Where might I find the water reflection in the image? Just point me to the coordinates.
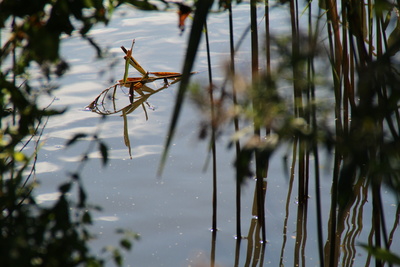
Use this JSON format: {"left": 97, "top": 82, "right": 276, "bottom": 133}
{"left": 62, "top": 7, "right": 400, "bottom": 266}
{"left": 86, "top": 43, "right": 188, "bottom": 158}
{"left": 87, "top": 75, "right": 181, "bottom": 116}
{"left": 80, "top": 47, "right": 400, "bottom": 267}
{"left": 96, "top": 216, "right": 119, "bottom": 222}
{"left": 87, "top": 77, "right": 179, "bottom": 159}
{"left": 35, "top": 192, "right": 62, "bottom": 204}
{"left": 273, "top": 141, "right": 400, "bottom": 267}
{"left": 216, "top": 137, "right": 400, "bottom": 266}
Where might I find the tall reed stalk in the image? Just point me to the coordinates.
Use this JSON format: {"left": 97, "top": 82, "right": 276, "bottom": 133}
{"left": 203, "top": 20, "right": 218, "bottom": 267}
{"left": 228, "top": 0, "right": 242, "bottom": 242}
{"left": 306, "top": 1, "right": 325, "bottom": 265}
{"left": 203, "top": 20, "right": 217, "bottom": 233}
{"left": 250, "top": 0, "right": 267, "bottom": 244}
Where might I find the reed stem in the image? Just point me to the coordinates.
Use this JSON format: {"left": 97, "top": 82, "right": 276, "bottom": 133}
{"left": 204, "top": 21, "right": 218, "bottom": 234}
{"left": 227, "top": 0, "right": 242, "bottom": 240}
{"left": 250, "top": 0, "right": 266, "bottom": 243}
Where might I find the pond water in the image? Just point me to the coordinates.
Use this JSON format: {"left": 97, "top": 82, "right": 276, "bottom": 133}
{"left": 33, "top": 2, "right": 400, "bottom": 267}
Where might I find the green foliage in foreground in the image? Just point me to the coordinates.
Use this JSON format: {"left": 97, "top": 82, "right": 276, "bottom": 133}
{"left": 2, "top": 0, "right": 400, "bottom": 266}
{"left": 0, "top": 0, "right": 153, "bottom": 265}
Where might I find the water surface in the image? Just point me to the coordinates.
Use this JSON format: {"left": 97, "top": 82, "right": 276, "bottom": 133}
{"left": 34, "top": 3, "right": 400, "bottom": 267}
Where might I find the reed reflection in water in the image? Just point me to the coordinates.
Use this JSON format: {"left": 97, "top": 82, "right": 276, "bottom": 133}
{"left": 84, "top": 1, "right": 400, "bottom": 266}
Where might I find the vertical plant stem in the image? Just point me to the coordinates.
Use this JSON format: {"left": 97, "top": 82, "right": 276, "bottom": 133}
{"left": 11, "top": 17, "right": 17, "bottom": 128}
{"left": 211, "top": 225, "right": 216, "bottom": 267}
{"left": 234, "top": 234, "right": 241, "bottom": 267}
{"left": 250, "top": 0, "right": 266, "bottom": 243}
{"left": 263, "top": 3, "right": 272, "bottom": 238}
{"left": 265, "top": 0, "right": 271, "bottom": 85}
{"left": 367, "top": 0, "right": 374, "bottom": 58}
{"left": 377, "top": 182, "right": 390, "bottom": 252}
{"left": 204, "top": 20, "right": 218, "bottom": 267}
{"left": 308, "top": 2, "right": 325, "bottom": 266}
{"left": 374, "top": 5, "right": 391, "bottom": 254}
{"left": 289, "top": 0, "right": 302, "bottom": 115}
{"left": 244, "top": 216, "right": 256, "bottom": 266}
{"left": 326, "top": 0, "right": 343, "bottom": 135}
{"left": 387, "top": 205, "right": 400, "bottom": 248}
{"left": 204, "top": 21, "right": 218, "bottom": 235}
{"left": 279, "top": 141, "right": 297, "bottom": 266}
{"left": 0, "top": 27, "right": 1, "bottom": 131}
{"left": 366, "top": 215, "right": 375, "bottom": 266}
{"left": 328, "top": 154, "right": 340, "bottom": 267}
{"left": 341, "top": 0, "right": 350, "bottom": 135}
{"left": 324, "top": 1, "right": 344, "bottom": 266}
{"left": 228, "top": 0, "right": 242, "bottom": 240}
{"left": 372, "top": 182, "right": 382, "bottom": 267}
{"left": 250, "top": 0, "right": 259, "bottom": 79}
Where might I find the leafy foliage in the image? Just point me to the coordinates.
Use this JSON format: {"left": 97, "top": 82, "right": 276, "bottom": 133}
{"left": 0, "top": 0, "right": 154, "bottom": 265}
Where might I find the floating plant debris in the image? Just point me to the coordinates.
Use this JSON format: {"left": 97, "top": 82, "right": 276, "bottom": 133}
{"left": 87, "top": 40, "right": 196, "bottom": 158}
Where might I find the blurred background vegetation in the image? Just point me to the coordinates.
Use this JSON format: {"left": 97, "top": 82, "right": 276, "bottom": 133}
{"left": 161, "top": 0, "right": 400, "bottom": 266}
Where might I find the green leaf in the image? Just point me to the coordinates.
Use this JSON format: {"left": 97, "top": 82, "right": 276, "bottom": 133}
{"left": 122, "top": 109, "right": 132, "bottom": 159}
{"left": 121, "top": 40, "right": 148, "bottom": 77}
{"left": 59, "top": 182, "right": 72, "bottom": 193}
{"left": 123, "top": 56, "right": 130, "bottom": 83}
{"left": 360, "top": 244, "right": 400, "bottom": 265}
{"left": 128, "top": 56, "right": 147, "bottom": 76}
{"left": 141, "top": 103, "right": 148, "bottom": 121}
{"left": 82, "top": 212, "right": 92, "bottom": 224}
{"left": 158, "top": 0, "right": 215, "bottom": 176}
{"left": 388, "top": 17, "right": 400, "bottom": 56}
{"left": 99, "top": 142, "right": 108, "bottom": 166}
{"left": 113, "top": 249, "right": 123, "bottom": 266}
{"left": 120, "top": 239, "right": 132, "bottom": 250}
{"left": 318, "top": 0, "right": 326, "bottom": 9}
{"left": 66, "top": 133, "right": 88, "bottom": 146}
{"left": 78, "top": 186, "right": 87, "bottom": 208}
